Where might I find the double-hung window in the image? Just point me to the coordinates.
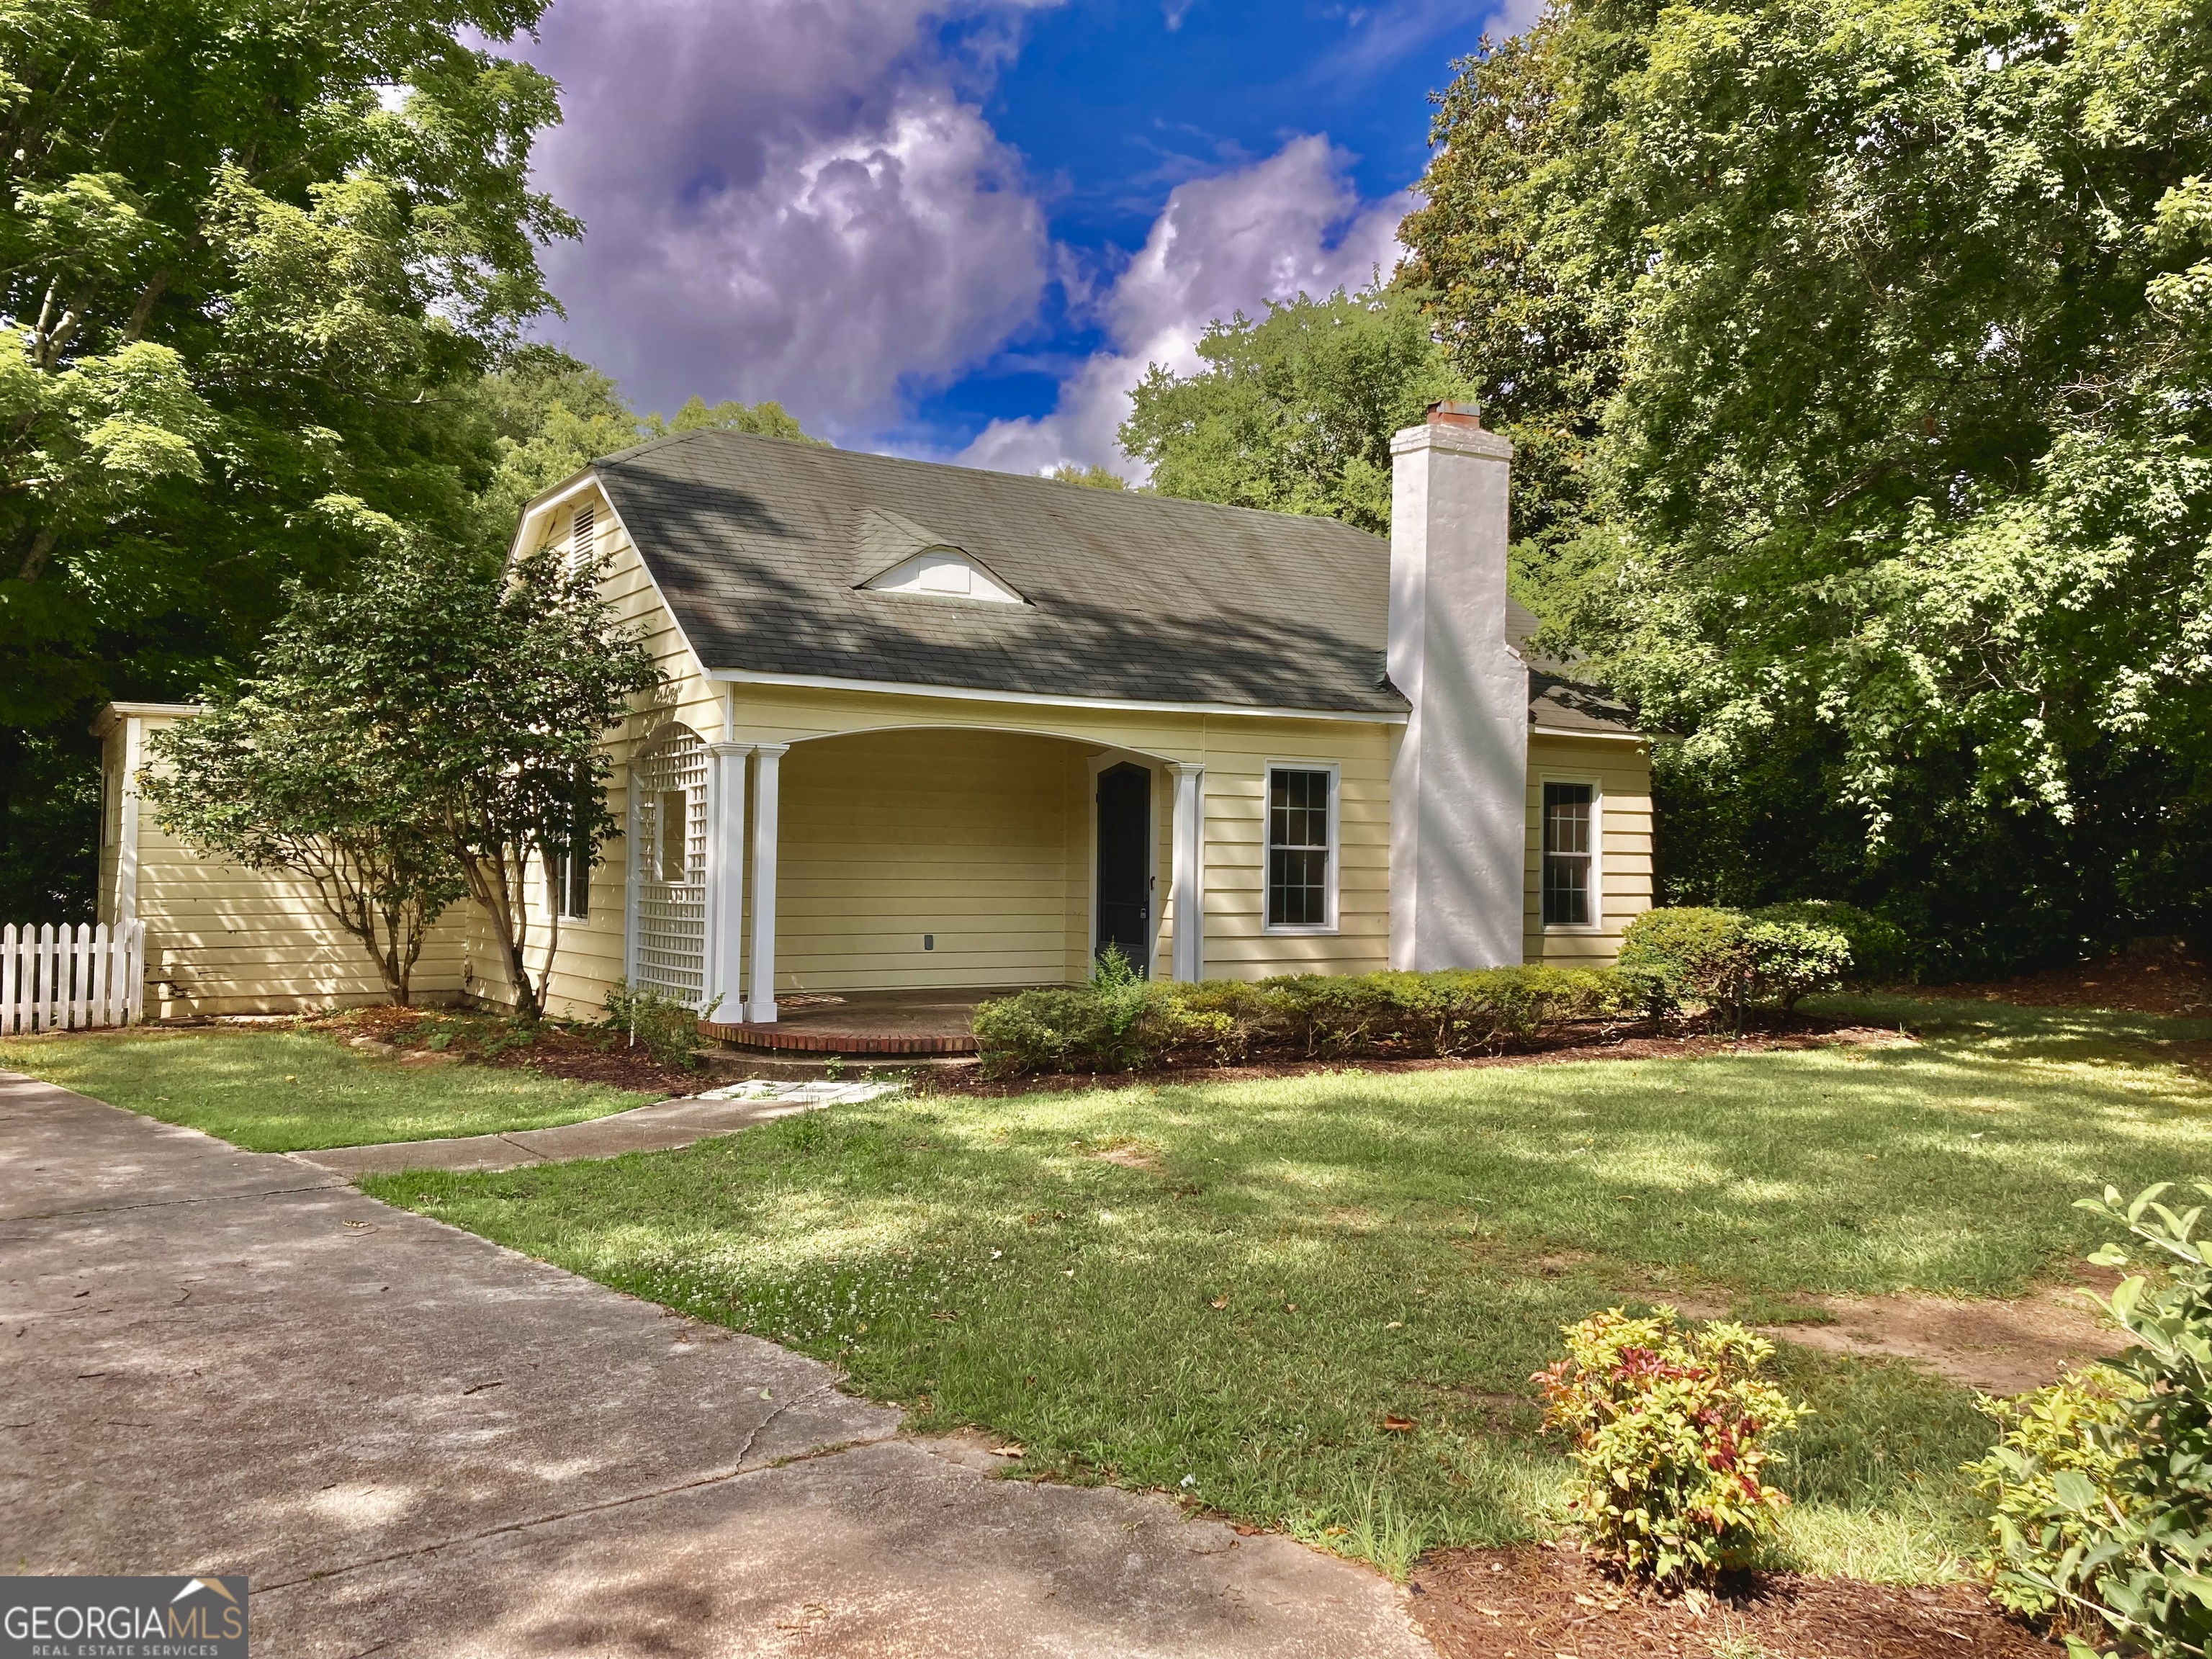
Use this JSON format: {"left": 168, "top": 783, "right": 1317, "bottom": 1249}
{"left": 1541, "top": 781, "right": 1598, "bottom": 927}
{"left": 1266, "top": 765, "right": 1337, "bottom": 931}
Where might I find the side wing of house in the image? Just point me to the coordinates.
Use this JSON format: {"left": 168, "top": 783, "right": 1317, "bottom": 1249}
{"left": 96, "top": 704, "right": 470, "bottom": 1017}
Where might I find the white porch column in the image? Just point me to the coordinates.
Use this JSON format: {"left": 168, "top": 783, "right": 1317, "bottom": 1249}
{"left": 747, "top": 743, "right": 788, "bottom": 1022}
{"left": 703, "top": 740, "right": 751, "bottom": 1021}
{"left": 1168, "top": 762, "right": 1205, "bottom": 982}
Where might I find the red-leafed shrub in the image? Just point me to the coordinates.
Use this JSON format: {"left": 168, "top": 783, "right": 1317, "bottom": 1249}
{"left": 1534, "top": 1306, "right": 1807, "bottom": 1586}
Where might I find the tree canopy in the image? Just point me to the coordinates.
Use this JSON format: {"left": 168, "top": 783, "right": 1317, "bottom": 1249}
{"left": 0, "top": 0, "right": 577, "bottom": 733}
{"left": 1120, "top": 285, "right": 1470, "bottom": 536}
{"left": 1401, "top": 0, "right": 2212, "bottom": 967}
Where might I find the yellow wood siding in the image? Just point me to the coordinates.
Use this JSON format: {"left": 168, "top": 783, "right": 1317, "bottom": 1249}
{"left": 125, "top": 714, "right": 473, "bottom": 1017}
{"left": 773, "top": 729, "right": 1074, "bottom": 992}
{"left": 1523, "top": 732, "right": 1654, "bottom": 965}
{"left": 710, "top": 682, "right": 1403, "bottom": 990}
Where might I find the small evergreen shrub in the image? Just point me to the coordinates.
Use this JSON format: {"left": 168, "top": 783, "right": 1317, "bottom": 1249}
{"left": 1752, "top": 900, "right": 1914, "bottom": 985}
{"left": 1619, "top": 906, "right": 1853, "bottom": 1022}
{"left": 602, "top": 978, "right": 711, "bottom": 1072}
{"left": 1969, "top": 1183, "right": 2212, "bottom": 1658}
{"left": 971, "top": 963, "right": 1645, "bottom": 1076}
{"left": 1534, "top": 1306, "right": 1805, "bottom": 1586}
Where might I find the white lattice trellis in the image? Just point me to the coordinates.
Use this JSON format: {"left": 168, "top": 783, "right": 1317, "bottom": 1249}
{"left": 629, "top": 726, "right": 709, "bottom": 1004}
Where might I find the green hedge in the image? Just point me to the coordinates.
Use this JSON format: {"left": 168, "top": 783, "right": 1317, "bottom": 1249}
{"left": 1617, "top": 904, "right": 1859, "bottom": 1022}
{"left": 972, "top": 958, "right": 1651, "bottom": 1078}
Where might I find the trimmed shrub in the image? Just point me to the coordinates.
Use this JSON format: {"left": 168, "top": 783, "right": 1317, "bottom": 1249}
{"left": 602, "top": 977, "right": 711, "bottom": 1072}
{"left": 1534, "top": 1305, "right": 1805, "bottom": 1586}
{"left": 972, "top": 963, "right": 1647, "bottom": 1077}
{"left": 1969, "top": 1182, "right": 2212, "bottom": 1658}
{"left": 1617, "top": 907, "right": 1747, "bottom": 1010}
{"left": 1752, "top": 900, "right": 1914, "bottom": 985}
{"left": 1619, "top": 906, "right": 1853, "bottom": 1022}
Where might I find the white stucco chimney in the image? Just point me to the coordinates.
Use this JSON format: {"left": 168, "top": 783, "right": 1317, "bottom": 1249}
{"left": 1388, "top": 403, "right": 1529, "bottom": 970}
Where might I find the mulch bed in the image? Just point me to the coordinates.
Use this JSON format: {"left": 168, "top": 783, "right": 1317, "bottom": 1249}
{"left": 911, "top": 1014, "right": 1908, "bottom": 1098}
{"left": 1408, "top": 1543, "right": 2060, "bottom": 1658}
{"left": 1905, "top": 942, "right": 2212, "bottom": 1020}
{"left": 318, "top": 1005, "right": 698, "bottom": 1097}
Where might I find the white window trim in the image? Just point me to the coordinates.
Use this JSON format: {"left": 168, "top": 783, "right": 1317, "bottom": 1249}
{"left": 1086, "top": 750, "right": 1162, "bottom": 971}
{"left": 1538, "top": 773, "right": 1605, "bottom": 935}
{"left": 1262, "top": 760, "right": 1340, "bottom": 936}
{"left": 549, "top": 845, "right": 589, "bottom": 922}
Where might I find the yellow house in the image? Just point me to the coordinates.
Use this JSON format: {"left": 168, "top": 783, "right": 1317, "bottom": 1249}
{"left": 96, "top": 404, "right": 1651, "bottom": 1033}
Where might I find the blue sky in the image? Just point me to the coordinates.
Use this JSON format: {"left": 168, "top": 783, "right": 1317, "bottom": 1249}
{"left": 514, "top": 0, "right": 1524, "bottom": 472}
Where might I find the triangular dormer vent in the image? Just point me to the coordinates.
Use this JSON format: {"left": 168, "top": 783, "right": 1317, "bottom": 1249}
{"left": 853, "top": 508, "right": 1024, "bottom": 605}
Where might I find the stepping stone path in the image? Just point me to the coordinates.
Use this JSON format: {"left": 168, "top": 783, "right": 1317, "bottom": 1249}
{"left": 293, "top": 1076, "right": 902, "bottom": 1177}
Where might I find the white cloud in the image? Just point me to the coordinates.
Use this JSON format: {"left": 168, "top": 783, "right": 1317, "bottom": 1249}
{"left": 518, "top": 0, "right": 1056, "bottom": 426}
{"left": 958, "top": 135, "right": 1408, "bottom": 477}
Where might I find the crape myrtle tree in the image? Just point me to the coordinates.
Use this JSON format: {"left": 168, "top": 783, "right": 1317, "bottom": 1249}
{"left": 0, "top": 0, "right": 577, "bottom": 918}
{"left": 1401, "top": 0, "right": 2212, "bottom": 969}
{"left": 434, "top": 539, "right": 660, "bottom": 1022}
{"left": 140, "top": 585, "right": 468, "bottom": 1004}
{"left": 148, "top": 524, "right": 658, "bottom": 1018}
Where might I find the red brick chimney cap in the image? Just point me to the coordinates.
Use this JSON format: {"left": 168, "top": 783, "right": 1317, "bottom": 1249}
{"left": 1426, "top": 400, "right": 1483, "bottom": 428}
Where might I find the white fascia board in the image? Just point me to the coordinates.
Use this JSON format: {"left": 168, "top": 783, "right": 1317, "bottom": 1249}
{"left": 705, "top": 665, "right": 1410, "bottom": 726}
{"left": 90, "top": 701, "right": 206, "bottom": 737}
{"left": 1529, "top": 724, "right": 1647, "bottom": 745}
{"left": 506, "top": 472, "right": 606, "bottom": 564}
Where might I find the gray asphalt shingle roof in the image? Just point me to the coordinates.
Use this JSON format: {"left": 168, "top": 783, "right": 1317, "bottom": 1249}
{"left": 591, "top": 428, "right": 1637, "bottom": 733}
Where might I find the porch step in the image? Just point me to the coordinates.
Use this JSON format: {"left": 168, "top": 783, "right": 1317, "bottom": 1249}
{"left": 698, "top": 1019, "right": 979, "bottom": 1057}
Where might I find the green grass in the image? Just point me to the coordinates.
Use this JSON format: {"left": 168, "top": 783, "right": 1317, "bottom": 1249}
{"left": 351, "top": 996, "right": 2210, "bottom": 1578}
{"left": 0, "top": 1028, "right": 656, "bottom": 1151}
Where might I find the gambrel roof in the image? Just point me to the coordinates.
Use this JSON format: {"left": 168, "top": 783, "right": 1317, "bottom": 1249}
{"left": 584, "top": 427, "right": 1637, "bottom": 732}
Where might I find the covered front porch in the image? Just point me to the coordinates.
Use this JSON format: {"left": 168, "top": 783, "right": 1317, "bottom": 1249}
{"left": 623, "top": 723, "right": 1208, "bottom": 1032}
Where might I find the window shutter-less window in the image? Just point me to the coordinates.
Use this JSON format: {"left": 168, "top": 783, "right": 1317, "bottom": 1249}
{"left": 1542, "top": 783, "right": 1595, "bottom": 926}
{"left": 1267, "top": 768, "right": 1332, "bottom": 927}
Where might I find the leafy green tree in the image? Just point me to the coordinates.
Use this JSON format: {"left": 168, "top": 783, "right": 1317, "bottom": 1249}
{"left": 1402, "top": 12, "right": 1637, "bottom": 566}
{"left": 147, "top": 528, "right": 659, "bottom": 1017}
{"left": 471, "top": 345, "right": 645, "bottom": 545}
{"left": 1408, "top": 0, "right": 2212, "bottom": 968}
{"left": 0, "top": 0, "right": 575, "bottom": 919}
{"left": 432, "top": 537, "right": 660, "bottom": 1020}
{"left": 1120, "top": 285, "right": 1470, "bottom": 535}
{"left": 644, "top": 395, "right": 819, "bottom": 443}
{"left": 1051, "top": 463, "right": 1130, "bottom": 490}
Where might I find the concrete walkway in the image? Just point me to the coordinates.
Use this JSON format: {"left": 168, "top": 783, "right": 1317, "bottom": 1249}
{"left": 0, "top": 1071, "right": 1436, "bottom": 1659}
{"left": 294, "top": 1079, "right": 897, "bottom": 1176}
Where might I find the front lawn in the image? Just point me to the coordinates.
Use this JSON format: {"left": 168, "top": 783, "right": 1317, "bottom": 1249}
{"left": 0, "top": 1028, "right": 657, "bottom": 1151}
{"left": 361, "top": 995, "right": 2212, "bottom": 1581}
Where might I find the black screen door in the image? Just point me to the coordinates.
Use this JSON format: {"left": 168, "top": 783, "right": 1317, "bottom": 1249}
{"left": 1094, "top": 763, "right": 1151, "bottom": 975}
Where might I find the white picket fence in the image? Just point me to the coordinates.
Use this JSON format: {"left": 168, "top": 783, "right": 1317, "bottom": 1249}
{"left": 1, "top": 920, "right": 145, "bottom": 1034}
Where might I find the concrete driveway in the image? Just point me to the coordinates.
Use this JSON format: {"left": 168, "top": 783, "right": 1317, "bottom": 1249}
{"left": 0, "top": 1072, "right": 1437, "bottom": 1658}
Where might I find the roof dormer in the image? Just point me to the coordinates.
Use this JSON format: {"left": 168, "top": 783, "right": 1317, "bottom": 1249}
{"left": 852, "top": 507, "right": 1025, "bottom": 605}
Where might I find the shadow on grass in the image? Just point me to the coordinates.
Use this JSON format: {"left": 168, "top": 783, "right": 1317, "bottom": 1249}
{"left": 362, "top": 999, "right": 2206, "bottom": 1580}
